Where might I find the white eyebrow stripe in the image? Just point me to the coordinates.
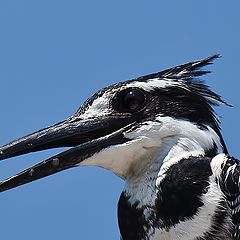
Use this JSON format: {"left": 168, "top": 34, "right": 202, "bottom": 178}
{"left": 126, "top": 78, "right": 187, "bottom": 92}
{"left": 80, "top": 91, "right": 113, "bottom": 119}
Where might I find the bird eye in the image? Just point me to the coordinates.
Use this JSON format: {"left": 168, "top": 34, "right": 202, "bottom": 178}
{"left": 114, "top": 88, "right": 146, "bottom": 113}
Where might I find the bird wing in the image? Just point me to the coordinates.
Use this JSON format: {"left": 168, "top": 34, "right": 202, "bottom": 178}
{"left": 211, "top": 154, "right": 240, "bottom": 237}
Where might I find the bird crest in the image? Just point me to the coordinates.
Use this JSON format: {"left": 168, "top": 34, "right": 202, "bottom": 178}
{"left": 136, "top": 54, "right": 228, "bottom": 107}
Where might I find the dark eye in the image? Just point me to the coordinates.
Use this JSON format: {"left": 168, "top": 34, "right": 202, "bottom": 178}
{"left": 115, "top": 88, "right": 146, "bottom": 112}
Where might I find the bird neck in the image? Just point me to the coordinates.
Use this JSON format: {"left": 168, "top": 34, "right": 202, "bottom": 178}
{"left": 123, "top": 121, "right": 224, "bottom": 208}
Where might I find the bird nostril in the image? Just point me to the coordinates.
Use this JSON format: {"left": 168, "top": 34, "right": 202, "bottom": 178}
{"left": 28, "top": 168, "right": 35, "bottom": 176}
{"left": 52, "top": 158, "right": 60, "bottom": 167}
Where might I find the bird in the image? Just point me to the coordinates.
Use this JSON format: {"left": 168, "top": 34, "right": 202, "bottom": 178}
{"left": 0, "top": 55, "right": 239, "bottom": 240}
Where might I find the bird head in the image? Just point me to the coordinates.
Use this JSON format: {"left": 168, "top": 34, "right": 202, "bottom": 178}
{"left": 0, "top": 55, "right": 228, "bottom": 191}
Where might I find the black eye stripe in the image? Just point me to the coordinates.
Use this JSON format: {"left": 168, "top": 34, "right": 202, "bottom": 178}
{"left": 112, "top": 88, "right": 147, "bottom": 113}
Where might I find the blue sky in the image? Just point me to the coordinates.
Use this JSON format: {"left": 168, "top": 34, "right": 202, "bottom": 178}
{"left": 0, "top": 1, "right": 239, "bottom": 239}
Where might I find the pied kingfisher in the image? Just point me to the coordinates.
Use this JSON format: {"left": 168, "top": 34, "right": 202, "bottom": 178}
{"left": 0, "top": 55, "right": 239, "bottom": 240}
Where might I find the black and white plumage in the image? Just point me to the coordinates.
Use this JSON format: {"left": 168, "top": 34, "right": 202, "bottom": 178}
{"left": 0, "top": 55, "right": 239, "bottom": 239}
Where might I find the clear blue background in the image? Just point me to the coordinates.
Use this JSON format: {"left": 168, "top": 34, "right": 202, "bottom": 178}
{"left": 0, "top": 1, "right": 239, "bottom": 239}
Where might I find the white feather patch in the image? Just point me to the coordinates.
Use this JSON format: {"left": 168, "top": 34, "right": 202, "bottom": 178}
{"left": 80, "top": 91, "right": 114, "bottom": 119}
{"left": 126, "top": 78, "right": 185, "bottom": 92}
{"left": 210, "top": 153, "right": 228, "bottom": 180}
{"left": 79, "top": 136, "right": 162, "bottom": 179}
{"left": 156, "top": 116, "right": 223, "bottom": 184}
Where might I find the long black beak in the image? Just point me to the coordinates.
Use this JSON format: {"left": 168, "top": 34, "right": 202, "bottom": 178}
{"left": 0, "top": 115, "right": 134, "bottom": 192}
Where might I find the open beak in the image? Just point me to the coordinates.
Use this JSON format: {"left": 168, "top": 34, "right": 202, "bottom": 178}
{"left": 0, "top": 115, "right": 134, "bottom": 192}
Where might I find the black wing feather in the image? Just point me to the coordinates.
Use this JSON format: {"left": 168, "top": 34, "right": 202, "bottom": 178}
{"left": 217, "top": 156, "right": 240, "bottom": 238}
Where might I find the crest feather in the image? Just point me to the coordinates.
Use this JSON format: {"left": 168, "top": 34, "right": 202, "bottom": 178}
{"left": 138, "top": 54, "right": 220, "bottom": 81}
{"left": 137, "top": 54, "right": 230, "bottom": 107}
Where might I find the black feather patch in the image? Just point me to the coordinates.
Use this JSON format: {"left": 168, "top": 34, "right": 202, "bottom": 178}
{"left": 155, "top": 157, "right": 212, "bottom": 228}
